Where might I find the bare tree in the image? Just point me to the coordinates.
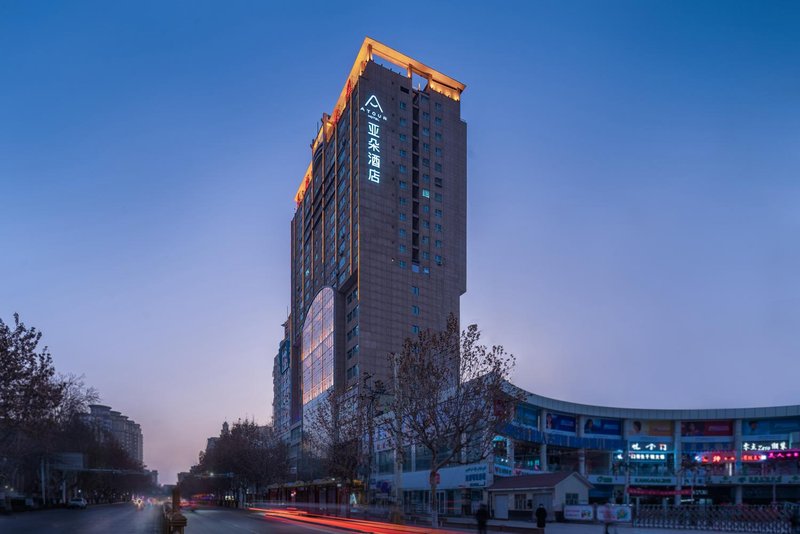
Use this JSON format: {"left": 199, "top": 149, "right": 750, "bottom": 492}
{"left": 194, "top": 419, "right": 289, "bottom": 505}
{"left": 54, "top": 373, "right": 99, "bottom": 425}
{"left": 386, "top": 314, "right": 519, "bottom": 527}
{"left": 306, "top": 377, "right": 380, "bottom": 513}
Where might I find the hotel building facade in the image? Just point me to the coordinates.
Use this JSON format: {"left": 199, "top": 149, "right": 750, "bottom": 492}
{"left": 272, "top": 38, "right": 467, "bottom": 464}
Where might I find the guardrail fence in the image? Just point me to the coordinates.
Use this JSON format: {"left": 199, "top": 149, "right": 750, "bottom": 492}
{"left": 633, "top": 504, "right": 792, "bottom": 533}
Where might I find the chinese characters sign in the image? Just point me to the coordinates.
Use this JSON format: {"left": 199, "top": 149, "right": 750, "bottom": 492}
{"left": 629, "top": 452, "right": 667, "bottom": 461}
{"left": 629, "top": 441, "right": 672, "bottom": 453}
{"left": 742, "top": 441, "right": 790, "bottom": 452}
{"left": 360, "top": 94, "right": 387, "bottom": 184}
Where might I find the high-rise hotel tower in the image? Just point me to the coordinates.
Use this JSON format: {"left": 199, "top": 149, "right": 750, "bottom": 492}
{"left": 273, "top": 38, "right": 466, "bottom": 448}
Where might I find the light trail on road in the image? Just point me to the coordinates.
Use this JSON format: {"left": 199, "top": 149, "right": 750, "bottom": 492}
{"left": 250, "top": 507, "right": 464, "bottom": 533}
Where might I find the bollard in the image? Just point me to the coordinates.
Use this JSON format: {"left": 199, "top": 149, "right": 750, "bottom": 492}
{"left": 165, "top": 487, "right": 187, "bottom": 534}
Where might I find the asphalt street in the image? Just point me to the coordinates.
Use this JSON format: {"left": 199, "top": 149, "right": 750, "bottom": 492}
{"left": 0, "top": 502, "right": 160, "bottom": 534}
{"left": 180, "top": 506, "right": 345, "bottom": 533}
{"left": 0, "top": 504, "right": 345, "bottom": 533}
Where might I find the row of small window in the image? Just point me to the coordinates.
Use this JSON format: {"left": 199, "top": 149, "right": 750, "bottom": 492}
{"left": 399, "top": 132, "right": 443, "bottom": 142}
{"left": 346, "top": 364, "right": 359, "bottom": 380}
{"left": 346, "top": 304, "right": 359, "bottom": 323}
{"left": 346, "top": 288, "right": 358, "bottom": 304}
{"left": 397, "top": 262, "right": 430, "bottom": 274}
{"left": 399, "top": 196, "right": 442, "bottom": 206}
{"left": 346, "top": 325, "right": 359, "bottom": 341}
{"left": 398, "top": 116, "right": 443, "bottom": 127}
{"left": 399, "top": 162, "right": 443, "bottom": 173}
{"left": 399, "top": 209, "right": 442, "bottom": 221}
{"left": 398, "top": 226, "right": 442, "bottom": 237}
{"left": 346, "top": 344, "right": 359, "bottom": 360}
{"left": 398, "top": 182, "right": 444, "bottom": 200}
{"left": 399, "top": 101, "right": 443, "bottom": 112}
{"left": 399, "top": 146, "right": 443, "bottom": 157}
{"left": 398, "top": 249, "right": 443, "bottom": 264}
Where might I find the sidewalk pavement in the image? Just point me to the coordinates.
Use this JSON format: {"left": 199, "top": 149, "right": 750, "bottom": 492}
{"left": 444, "top": 517, "right": 737, "bottom": 534}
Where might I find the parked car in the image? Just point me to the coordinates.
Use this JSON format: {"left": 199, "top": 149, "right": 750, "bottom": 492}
{"left": 67, "top": 498, "right": 87, "bottom": 509}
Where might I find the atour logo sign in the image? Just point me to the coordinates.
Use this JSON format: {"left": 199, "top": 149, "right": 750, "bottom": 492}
{"left": 361, "top": 95, "right": 387, "bottom": 184}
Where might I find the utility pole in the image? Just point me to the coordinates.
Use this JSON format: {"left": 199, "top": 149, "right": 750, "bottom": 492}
{"left": 392, "top": 356, "right": 403, "bottom": 523}
{"left": 40, "top": 458, "right": 46, "bottom": 506}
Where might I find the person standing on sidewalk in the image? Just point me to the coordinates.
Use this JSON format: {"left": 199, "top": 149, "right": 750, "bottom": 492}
{"left": 790, "top": 509, "right": 800, "bottom": 534}
{"left": 475, "top": 504, "right": 489, "bottom": 534}
{"left": 535, "top": 504, "right": 547, "bottom": 528}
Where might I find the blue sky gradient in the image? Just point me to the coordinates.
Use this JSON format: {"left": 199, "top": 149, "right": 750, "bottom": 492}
{"left": 1, "top": 1, "right": 798, "bottom": 483}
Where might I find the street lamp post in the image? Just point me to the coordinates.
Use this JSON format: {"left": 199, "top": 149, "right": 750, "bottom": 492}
{"left": 359, "top": 372, "right": 383, "bottom": 514}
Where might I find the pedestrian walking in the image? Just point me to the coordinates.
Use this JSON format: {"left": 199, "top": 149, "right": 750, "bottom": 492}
{"left": 475, "top": 504, "right": 489, "bottom": 534}
{"left": 535, "top": 504, "right": 547, "bottom": 528}
{"left": 790, "top": 509, "right": 800, "bottom": 534}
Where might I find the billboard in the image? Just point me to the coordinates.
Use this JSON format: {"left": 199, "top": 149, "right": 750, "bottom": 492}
{"left": 544, "top": 412, "right": 576, "bottom": 433}
{"left": 629, "top": 420, "right": 673, "bottom": 437}
{"left": 563, "top": 505, "right": 594, "bottom": 520}
{"left": 597, "top": 504, "right": 633, "bottom": 522}
{"left": 583, "top": 418, "right": 622, "bottom": 436}
{"left": 743, "top": 418, "right": 800, "bottom": 436}
{"left": 681, "top": 421, "right": 733, "bottom": 437}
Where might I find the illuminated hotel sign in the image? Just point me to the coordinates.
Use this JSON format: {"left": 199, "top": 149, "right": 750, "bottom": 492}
{"left": 360, "top": 95, "right": 387, "bottom": 184}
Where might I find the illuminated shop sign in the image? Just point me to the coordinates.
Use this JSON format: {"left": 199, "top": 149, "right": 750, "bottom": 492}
{"left": 629, "top": 442, "right": 672, "bottom": 453}
{"left": 742, "top": 451, "right": 800, "bottom": 462}
{"left": 742, "top": 441, "right": 789, "bottom": 452}
{"left": 360, "top": 95, "right": 387, "bottom": 184}
{"left": 696, "top": 452, "right": 736, "bottom": 464}
{"left": 629, "top": 452, "right": 667, "bottom": 461}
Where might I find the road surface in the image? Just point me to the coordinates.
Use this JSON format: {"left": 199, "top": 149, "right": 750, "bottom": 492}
{"left": 0, "top": 503, "right": 343, "bottom": 533}
{"left": 0, "top": 502, "right": 160, "bottom": 533}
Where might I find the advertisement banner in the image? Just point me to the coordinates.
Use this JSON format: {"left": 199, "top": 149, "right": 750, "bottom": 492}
{"left": 563, "top": 505, "right": 594, "bottom": 521}
{"left": 583, "top": 418, "right": 622, "bottom": 436}
{"left": 545, "top": 412, "right": 576, "bottom": 434}
{"left": 628, "top": 487, "right": 692, "bottom": 496}
{"left": 629, "top": 420, "right": 673, "bottom": 437}
{"left": 681, "top": 421, "right": 733, "bottom": 437}
{"left": 630, "top": 476, "right": 675, "bottom": 486}
{"left": 743, "top": 418, "right": 800, "bottom": 436}
{"left": 596, "top": 504, "right": 633, "bottom": 522}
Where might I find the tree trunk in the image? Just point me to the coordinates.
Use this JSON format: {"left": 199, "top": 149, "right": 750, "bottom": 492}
{"left": 429, "top": 470, "right": 439, "bottom": 528}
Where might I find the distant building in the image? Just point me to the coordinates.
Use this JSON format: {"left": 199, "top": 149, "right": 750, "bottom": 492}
{"left": 82, "top": 404, "right": 144, "bottom": 465}
{"left": 272, "top": 320, "right": 291, "bottom": 439}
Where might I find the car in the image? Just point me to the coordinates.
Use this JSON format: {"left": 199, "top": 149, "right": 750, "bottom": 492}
{"left": 67, "top": 497, "right": 87, "bottom": 509}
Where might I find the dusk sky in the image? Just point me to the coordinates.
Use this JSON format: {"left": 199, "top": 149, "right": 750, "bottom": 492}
{"left": 1, "top": 1, "right": 798, "bottom": 484}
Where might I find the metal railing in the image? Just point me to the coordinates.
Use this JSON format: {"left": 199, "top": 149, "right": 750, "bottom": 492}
{"left": 633, "top": 504, "right": 792, "bottom": 533}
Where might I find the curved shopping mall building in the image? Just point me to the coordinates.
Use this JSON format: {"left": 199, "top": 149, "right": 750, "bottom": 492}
{"left": 371, "top": 386, "right": 800, "bottom": 516}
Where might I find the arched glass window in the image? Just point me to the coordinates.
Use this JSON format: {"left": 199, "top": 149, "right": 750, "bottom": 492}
{"left": 301, "top": 287, "right": 335, "bottom": 405}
